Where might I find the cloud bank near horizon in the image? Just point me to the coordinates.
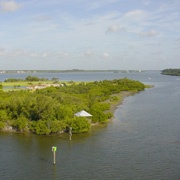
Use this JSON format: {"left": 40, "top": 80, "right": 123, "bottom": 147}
{"left": 0, "top": 0, "right": 180, "bottom": 70}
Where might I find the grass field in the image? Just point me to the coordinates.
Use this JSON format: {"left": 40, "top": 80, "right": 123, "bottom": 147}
{"left": 2, "top": 81, "right": 88, "bottom": 91}
{"left": 2, "top": 81, "right": 56, "bottom": 87}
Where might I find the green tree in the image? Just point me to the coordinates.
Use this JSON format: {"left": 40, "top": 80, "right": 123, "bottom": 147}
{"left": 91, "top": 109, "right": 108, "bottom": 123}
{"left": 51, "top": 120, "right": 67, "bottom": 134}
{"left": 35, "top": 95, "right": 57, "bottom": 120}
{"left": 0, "top": 83, "right": 3, "bottom": 90}
{"left": 0, "top": 110, "right": 9, "bottom": 122}
{"left": 65, "top": 117, "right": 90, "bottom": 133}
{"left": 25, "top": 76, "right": 40, "bottom": 81}
{"left": 52, "top": 77, "right": 59, "bottom": 81}
{"left": 12, "top": 115, "right": 29, "bottom": 131}
{"left": 0, "top": 121, "right": 5, "bottom": 129}
{"left": 30, "top": 120, "right": 51, "bottom": 135}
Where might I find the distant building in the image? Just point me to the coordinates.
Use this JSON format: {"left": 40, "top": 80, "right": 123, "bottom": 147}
{"left": 27, "top": 84, "right": 64, "bottom": 90}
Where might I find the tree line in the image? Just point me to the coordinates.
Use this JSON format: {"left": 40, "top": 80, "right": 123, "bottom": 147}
{"left": 4, "top": 76, "right": 59, "bottom": 82}
{"left": 161, "top": 69, "right": 180, "bottom": 76}
{"left": 0, "top": 78, "right": 145, "bottom": 135}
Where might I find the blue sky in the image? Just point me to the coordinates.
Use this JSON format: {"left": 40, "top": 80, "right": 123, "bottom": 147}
{"left": 0, "top": 0, "right": 180, "bottom": 70}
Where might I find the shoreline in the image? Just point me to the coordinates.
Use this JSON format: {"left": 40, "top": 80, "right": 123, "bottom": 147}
{"left": 1, "top": 91, "right": 135, "bottom": 134}
{"left": 104, "top": 91, "right": 135, "bottom": 121}
{"left": 105, "top": 91, "right": 134, "bottom": 114}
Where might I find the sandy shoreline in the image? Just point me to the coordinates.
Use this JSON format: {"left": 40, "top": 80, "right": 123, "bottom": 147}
{"left": 104, "top": 91, "right": 135, "bottom": 115}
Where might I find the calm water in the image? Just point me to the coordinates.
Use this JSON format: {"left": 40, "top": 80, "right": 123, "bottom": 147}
{"left": 1, "top": 71, "right": 180, "bottom": 180}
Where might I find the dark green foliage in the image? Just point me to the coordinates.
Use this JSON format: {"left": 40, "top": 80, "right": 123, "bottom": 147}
{"left": 0, "top": 78, "right": 145, "bottom": 134}
{"left": 51, "top": 120, "right": 67, "bottom": 134}
{"left": 35, "top": 94, "right": 57, "bottom": 120}
{"left": 65, "top": 117, "right": 90, "bottom": 133}
{"left": 4, "top": 79, "right": 24, "bottom": 82}
{"left": 91, "top": 109, "right": 108, "bottom": 123}
{"left": 12, "top": 115, "right": 29, "bottom": 131}
{"left": 161, "top": 69, "right": 180, "bottom": 76}
{"left": 91, "top": 103, "right": 110, "bottom": 112}
{"left": 0, "top": 110, "right": 9, "bottom": 122}
{"left": 51, "top": 77, "right": 59, "bottom": 81}
{"left": 0, "top": 121, "right": 5, "bottom": 129}
{"left": 30, "top": 120, "right": 51, "bottom": 135}
{"left": 25, "top": 76, "right": 48, "bottom": 81}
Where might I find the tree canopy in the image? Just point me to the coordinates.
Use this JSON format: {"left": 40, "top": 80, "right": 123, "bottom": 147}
{"left": 161, "top": 69, "right": 180, "bottom": 76}
{"left": 0, "top": 78, "right": 145, "bottom": 135}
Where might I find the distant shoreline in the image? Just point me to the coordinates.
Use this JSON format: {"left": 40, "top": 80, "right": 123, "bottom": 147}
{"left": 0, "top": 70, "right": 147, "bottom": 74}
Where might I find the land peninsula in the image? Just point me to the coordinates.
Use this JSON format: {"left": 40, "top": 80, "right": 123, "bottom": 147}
{"left": 0, "top": 76, "right": 148, "bottom": 135}
{"left": 161, "top": 68, "right": 180, "bottom": 76}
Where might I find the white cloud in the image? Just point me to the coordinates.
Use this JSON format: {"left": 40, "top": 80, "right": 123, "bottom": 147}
{"left": 143, "top": 0, "right": 150, "bottom": 6}
{"left": 0, "top": 49, "right": 27, "bottom": 57}
{"left": 30, "top": 52, "right": 38, "bottom": 57}
{"left": 39, "top": 51, "right": 69, "bottom": 58}
{"left": 0, "top": 48, "right": 70, "bottom": 59}
{"left": 102, "top": 52, "right": 109, "bottom": 58}
{"left": 9, "top": 49, "right": 27, "bottom": 57}
{"left": 34, "top": 16, "right": 52, "bottom": 22}
{"left": 151, "top": 51, "right": 161, "bottom": 55}
{"left": 0, "top": 1, "right": 24, "bottom": 12}
{"left": 57, "top": 52, "right": 69, "bottom": 57}
{"left": 140, "top": 29, "right": 159, "bottom": 37}
{"left": 0, "top": 47, "right": 5, "bottom": 51}
{"left": 162, "top": 56, "right": 168, "bottom": 62}
{"left": 0, "top": 47, "right": 6, "bottom": 56}
{"left": 124, "top": 10, "right": 146, "bottom": 18}
{"left": 84, "top": 50, "right": 96, "bottom": 57}
{"left": 88, "top": 0, "right": 119, "bottom": 10}
{"left": 106, "top": 25, "right": 126, "bottom": 33}
{"left": 83, "top": 50, "right": 109, "bottom": 58}
{"left": 40, "top": 51, "right": 51, "bottom": 58}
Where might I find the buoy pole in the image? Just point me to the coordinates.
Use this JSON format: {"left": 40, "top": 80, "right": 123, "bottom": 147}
{"left": 52, "top": 146, "right": 57, "bottom": 165}
{"left": 53, "top": 151, "right": 56, "bottom": 165}
{"left": 69, "top": 127, "right": 72, "bottom": 141}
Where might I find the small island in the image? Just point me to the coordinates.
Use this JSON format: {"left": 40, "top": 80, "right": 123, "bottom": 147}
{"left": 161, "top": 68, "right": 180, "bottom": 76}
{"left": 0, "top": 76, "right": 147, "bottom": 135}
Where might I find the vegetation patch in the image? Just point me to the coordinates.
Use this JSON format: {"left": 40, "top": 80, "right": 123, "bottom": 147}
{"left": 161, "top": 68, "right": 180, "bottom": 76}
{"left": 0, "top": 78, "right": 145, "bottom": 135}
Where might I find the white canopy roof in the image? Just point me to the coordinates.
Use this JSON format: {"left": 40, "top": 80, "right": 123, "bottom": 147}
{"left": 74, "top": 110, "right": 92, "bottom": 117}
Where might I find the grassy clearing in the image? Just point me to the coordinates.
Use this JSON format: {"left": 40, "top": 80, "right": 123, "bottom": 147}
{"left": 2, "top": 81, "right": 55, "bottom": 87}
{"left": 2, "top": 81, "right": 85, "bottom": 87}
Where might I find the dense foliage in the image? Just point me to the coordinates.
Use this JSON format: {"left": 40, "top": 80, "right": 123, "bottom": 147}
{"left": 161, "top": 69, "right": 180, "bottom": 76}
{"left": 0, "top": 78, "right": 145, "bottom": 135}
{"left": 4, "top": 76, "right": 50, "bottom": 82}
{"left": 4, "top": 79, "right": 24, "bottom": 82}
{"left": 25, "top": 76, "right": 49, "bottom": 81}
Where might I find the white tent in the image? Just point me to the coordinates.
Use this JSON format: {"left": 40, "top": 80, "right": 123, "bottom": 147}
{"left": 74, "top": 110, "right": 92, "bottom": 117}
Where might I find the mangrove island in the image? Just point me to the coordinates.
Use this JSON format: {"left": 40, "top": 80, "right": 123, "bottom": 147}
{"left": 0, "top": 77, "right": 146, "bottom": 135}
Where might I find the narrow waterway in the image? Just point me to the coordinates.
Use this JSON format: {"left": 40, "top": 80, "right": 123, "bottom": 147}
{"left": 0, "top": 71, "right": 180, "bottom": 180}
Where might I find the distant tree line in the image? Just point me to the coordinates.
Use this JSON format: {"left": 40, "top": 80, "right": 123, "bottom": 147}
{"left": 4, "top": 76, "right": 59, "bottom": 82}
{"left": 161, "top": 69, "right": 180, "bottom": 76}
{"left": 0, "top": 78, "right": 145, "bottom": 135}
